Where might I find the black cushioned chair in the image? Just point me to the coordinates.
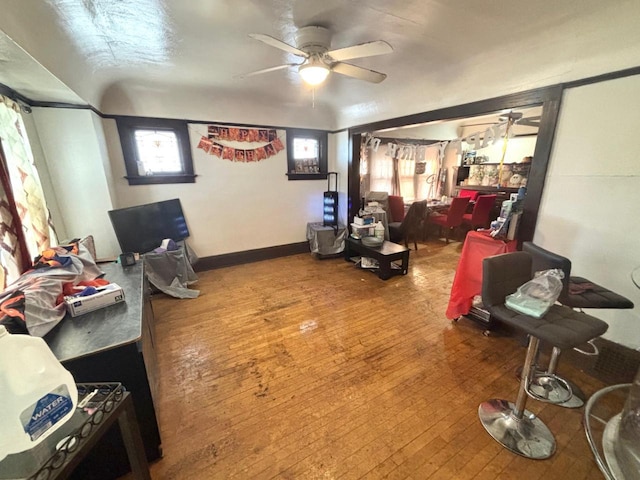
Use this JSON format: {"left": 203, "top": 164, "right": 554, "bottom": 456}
{"left": 389, "top": 200, "right": 428, "bottom": 250}
{"left": 521, "top": 242, "right": 634, "bottom": 407}
{"left": 478, "top": 251, "right": 608, "bottom": 459}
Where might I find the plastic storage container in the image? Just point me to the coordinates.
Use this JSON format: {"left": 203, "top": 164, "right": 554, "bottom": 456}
{"left": 0, "top": 326, "right": 78, "bottom": 461}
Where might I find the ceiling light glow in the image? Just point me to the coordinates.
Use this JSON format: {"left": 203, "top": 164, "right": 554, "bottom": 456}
{"left": 299, "top": 63, "right": 330, "bottom": 86}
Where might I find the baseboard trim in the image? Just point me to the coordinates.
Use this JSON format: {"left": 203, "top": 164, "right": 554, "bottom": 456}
{"left": 193, "top": 242, "right": 310, "bottom": 271}
{"left": 557, "top": 337, "right": 640, "bottom": 385}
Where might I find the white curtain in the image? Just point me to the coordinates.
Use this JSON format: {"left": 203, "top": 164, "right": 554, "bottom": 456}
{"left": 0, "top": 95, "right": 57, "bottom": 287}
{"left": 369, "top": 148, "right": 393, "bottom": 194}
{"left": 419, "top": 145, "right": 441, "bottom": 200}
{"left": 368, "top": 142, "right": 443, "bottom": 202}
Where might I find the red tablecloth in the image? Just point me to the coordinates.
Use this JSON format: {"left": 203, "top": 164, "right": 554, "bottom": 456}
{"left": 446, "top": 231, "right": 517, "bottom": 319}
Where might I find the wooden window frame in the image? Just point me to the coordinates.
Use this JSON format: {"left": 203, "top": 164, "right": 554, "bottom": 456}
{"left": 116, "top": 117, "right": 196, "bottom": 185}
{"left": 286, "top": 128, "right": 328, "bottom": 180}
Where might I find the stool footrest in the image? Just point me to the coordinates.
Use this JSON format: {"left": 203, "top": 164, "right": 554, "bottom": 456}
{"left": 515, "top": 366, "right": 586, "bottom": 409}
{"left": 573, "top": 339, "right": 599, "bottom": 356}
{"left": 527, "top": 373, "right": 573, "bottom": 404}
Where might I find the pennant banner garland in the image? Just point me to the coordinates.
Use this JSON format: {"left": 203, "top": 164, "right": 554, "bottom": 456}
{"left": 198, "top": 125, "right": 284, "bottom": 162}
{"left": 207, "top": 126, "right": 277, "bottom": 143}
{"left": 366, "top": 116, "right": 528, "bottom": 162}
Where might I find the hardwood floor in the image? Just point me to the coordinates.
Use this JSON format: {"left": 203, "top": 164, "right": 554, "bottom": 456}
{"left": 138, "top": 239, "right": 606, "bottom": 479}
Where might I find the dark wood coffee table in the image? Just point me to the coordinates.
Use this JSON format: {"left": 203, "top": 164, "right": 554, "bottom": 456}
{"left": 345, "top": 237, "right": 410, "bottom": 280}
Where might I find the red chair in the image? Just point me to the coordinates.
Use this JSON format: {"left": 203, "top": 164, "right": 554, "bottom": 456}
{"left": 462, "top": 194, "right": 496, "bottom": 230}
{"left": 388, "top": 195, "right": 405, "bottom": 223}
{"left": 458, "top": 189, "right": 480, "bottom": 201}
{"left": 428, "top": 196, "right": 470, "bottom": 243}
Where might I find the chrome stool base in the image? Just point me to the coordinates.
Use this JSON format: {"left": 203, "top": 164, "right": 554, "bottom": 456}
{"left": 555, "top": 377, "right": 585, "bottom": 408}
{"left": 515, "top": 366, "right": 585, "bottom": 408}
{"left": 478, "top": 399, "right": 556, "bottom": 459}
{"left": 527, "top": 373, "right": 572, "bottom": 404}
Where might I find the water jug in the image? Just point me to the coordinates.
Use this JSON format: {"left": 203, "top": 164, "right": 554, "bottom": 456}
{"left": 0, "top": 326, "right": 78, "bottom": 461}
{"left": 374, "top": 221, "right": 384, "bottom": 241}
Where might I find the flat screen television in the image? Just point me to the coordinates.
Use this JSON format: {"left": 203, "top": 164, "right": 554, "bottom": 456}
{"left": 108, "top": 199, "right": 190, "bottom": 254}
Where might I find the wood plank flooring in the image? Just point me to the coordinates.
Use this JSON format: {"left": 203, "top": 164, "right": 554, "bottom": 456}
{"left": 135, "top": 239, "right": 606, "bottom": 479}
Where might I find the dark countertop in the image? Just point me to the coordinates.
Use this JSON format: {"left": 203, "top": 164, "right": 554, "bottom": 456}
{"left": 44, "top": 261, "right": 145, "bottom": 363}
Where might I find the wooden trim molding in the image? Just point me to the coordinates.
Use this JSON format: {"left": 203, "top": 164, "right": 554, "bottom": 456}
{"left": 347, "top": 85, "right": 565, "bottom": 243}
{"left": 193, "top": 242, "right": 310, "bottom": 271}
{"left": 349, "top": 86, "right": 563, "bottom": 135}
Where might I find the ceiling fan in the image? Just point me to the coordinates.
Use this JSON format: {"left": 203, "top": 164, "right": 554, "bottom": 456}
{"left": 239, "top": 26, "right": 393, "bottom": 85}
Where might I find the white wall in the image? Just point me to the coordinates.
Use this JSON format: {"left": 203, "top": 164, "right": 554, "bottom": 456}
{"left": 23, "top": 109, "right": 346, "bottom": 261}
{"left": 459, "top": 135, "right": 537, "bottom": 166}
{"left": 102, "top": 119, "right": 342, "bottom": 257}
{"left": 21, "top": 112, "right": 66, "bottom": 242}
{"left": 535, "top": 74, "right": 640, "bottom": 349}
{"left": 30, "top": 108, "right": 120, "bottom": 259}
{"left": 328, "top": 131, "right": 349, "bottom": 228}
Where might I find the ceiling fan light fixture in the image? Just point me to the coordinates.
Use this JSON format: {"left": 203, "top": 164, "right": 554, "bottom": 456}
{"left": 299, "top": 62, "right": 330, "bottom": 85}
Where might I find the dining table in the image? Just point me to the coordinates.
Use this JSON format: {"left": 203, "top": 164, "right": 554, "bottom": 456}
{"left": 426, "top": 199, "right": 452, "bottom": 213}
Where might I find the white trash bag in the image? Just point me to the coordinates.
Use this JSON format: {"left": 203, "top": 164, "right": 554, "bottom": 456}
{"left": 505, "top": 269, "right": 564, "bottom": 318}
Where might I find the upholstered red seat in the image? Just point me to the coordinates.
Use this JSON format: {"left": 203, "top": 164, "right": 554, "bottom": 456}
{"left": 462, "top": 194, "right": 496, "bottom": 230}
{"left": 388, "top": 195, "right": 405, "bottom": 223}
{"left": 458, "top": 189, "right": 480, "bottom": 201}
{"left": 428, "top": 196, "right": 470, "bottom": 243}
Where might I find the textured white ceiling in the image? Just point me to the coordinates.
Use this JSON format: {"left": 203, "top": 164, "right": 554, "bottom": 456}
{"left": 0, "top": 0, "right": 639, "bottom": 130}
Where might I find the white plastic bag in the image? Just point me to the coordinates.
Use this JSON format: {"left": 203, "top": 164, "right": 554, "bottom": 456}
{"left": 505, "top": 269, "right": 564, "bottom": 318}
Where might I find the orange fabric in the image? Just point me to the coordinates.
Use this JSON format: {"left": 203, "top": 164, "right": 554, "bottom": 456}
{"left": 58, "top": 279, "right": 110, "bottom": 305}
{"left": 33, "top": 243, "right": 81, "bottom": 269}
{"left": 0, "top": 293, "right": 25, "bottom": 321}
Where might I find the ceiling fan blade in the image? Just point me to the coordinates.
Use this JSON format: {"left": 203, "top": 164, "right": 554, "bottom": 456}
{"left": 518, "top": 115, "right": 541, "bottom": 127}
{"left": 235, "top": 63, "right": 298, "bottom": 79}
{"left": 331, "top": 62, "right": 387, "bottom": 83}
{"left": 327, "top": 40, "right": 392, "bottom": 62}
{"left": 248, "top": 34, "right": 309, "bottom": 58}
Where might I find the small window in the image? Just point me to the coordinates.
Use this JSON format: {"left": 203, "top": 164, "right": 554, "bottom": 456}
{"left": 116, "top": 117, "right": 196, "bottom": 185}
{"left": 286, "top": 128, "right": 327, "bottom": 180}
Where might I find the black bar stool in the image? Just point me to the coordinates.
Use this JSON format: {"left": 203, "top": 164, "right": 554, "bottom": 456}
{"left": 478, "top": 252, "right": 609, "bottom": 459}
{"left": 521, "top": 242, "right": 634, "bottom": 408}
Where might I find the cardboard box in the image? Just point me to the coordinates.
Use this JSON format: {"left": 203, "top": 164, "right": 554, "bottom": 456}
{"left": 353, "top": 216, "right": 374, "bottom": 225}
{"left": 64, "top": 283, "right": 125, "bottom": 317}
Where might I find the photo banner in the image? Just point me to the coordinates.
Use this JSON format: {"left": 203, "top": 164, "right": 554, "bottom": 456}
{"left": 207, "top": 126, "right": 277, "bottom": 143}
{"left": 197, "top": 133, "right": 284, "bottom": 163}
